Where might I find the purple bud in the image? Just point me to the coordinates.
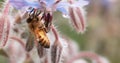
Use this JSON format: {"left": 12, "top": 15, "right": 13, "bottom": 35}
{"left": 0, "top": 2, "right": 10, "bottom": 47}
{"left": 0, "top": 17, "right": 5, "bottom": 41}
{"left": 51, "top": 41, "right": 62, "bottom": 63}
{"left": 69, "top": 6, "right": 86, "bottom": 33}
{"left": 51, "top": 26, "right": 63, "bottom": 63}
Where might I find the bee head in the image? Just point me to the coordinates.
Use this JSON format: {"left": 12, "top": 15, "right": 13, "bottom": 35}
{"left": 26, "top": 16, "right": 33, "bottom": 23}
{"left": 27, "top": 8, "right": 41, "bottom": 23}
{"left": 27, "top": 16, "right": 39, "bottom": 23}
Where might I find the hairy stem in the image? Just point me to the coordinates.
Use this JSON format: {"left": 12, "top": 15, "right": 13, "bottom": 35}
{"left": 51, "top": 25, "right": 59, "bottom": 41}
{"left": 66, "top": 52, "right": 102, "bottom": 63}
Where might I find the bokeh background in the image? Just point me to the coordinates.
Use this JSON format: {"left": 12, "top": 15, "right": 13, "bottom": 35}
{"left": 54, "top": 0, "right": 120, "bottom": 63}
{"left": 0, "top": 0, "right": 120, "bottom": 63}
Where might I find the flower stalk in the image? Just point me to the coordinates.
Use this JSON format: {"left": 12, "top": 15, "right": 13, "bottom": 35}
{"left": 51, "top": 25, "right": 63, "bottom": 63}
{"left": 66, "top": 52, "right": 102, "bottom": 63}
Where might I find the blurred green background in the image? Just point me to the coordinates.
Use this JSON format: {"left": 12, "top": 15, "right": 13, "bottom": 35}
{"left": 53, "top": 0, "right": 120, "bottom": 63}
{"left": 0, "top": 0, "right": 120, "bottom": 63}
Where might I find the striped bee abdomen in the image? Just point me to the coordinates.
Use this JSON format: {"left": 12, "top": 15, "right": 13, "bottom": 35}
{"left": 39, "top": 37, "right": 50, "bottom": 48}
{"left": 36, "top": 28, "right": 50, "bottom": 48}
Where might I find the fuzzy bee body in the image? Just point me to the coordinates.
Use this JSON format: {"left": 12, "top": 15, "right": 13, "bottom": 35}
{"left": 26, "top": 9, "right": 50, "bottom": 48}
{"left": 33, "top": 23, "right": 50, "bottom": 48}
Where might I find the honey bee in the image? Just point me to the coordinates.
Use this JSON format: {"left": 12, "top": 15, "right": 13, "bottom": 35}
{"left": 26, "top": 9, "right": 50, "bottom": 49}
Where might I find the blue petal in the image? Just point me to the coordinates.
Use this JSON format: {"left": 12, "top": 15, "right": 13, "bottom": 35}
{"left": 56, "top": 2, "right": 69, "bottom": 14}
{"left": 101, "top": 0, "right": 110, "bottom": 8}
{"left": 9, "top": 0, "right": 40, "bottom": 10}
{"left": 76, "top": 0, "right": 89, "bottom": 7}
{"left": 9, "top": 0, "right": 27, "bottom": 9}
{"left": 57, "top": 7, "right": 68, "bottom": 15}
{"left": 45, "top": 0, "right": 55, "bottom": 6}
{"left": 39, "top": 0, "right": 55, "bottom": 7}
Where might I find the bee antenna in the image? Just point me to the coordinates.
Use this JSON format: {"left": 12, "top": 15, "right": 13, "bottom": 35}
{"left": 29, "top": 8, "right": 35, "bottom": 16}
{"left": 37, "top": 11, "right": 41, "bottom": 16}
{"left": 35, "top": 10, "right": 41, "bottom": 17}
{"left": 32, "top": 10, "right": 36, "bottom": 18}
{"left": 40, "top": 12, "right": 45, "bottom": 21}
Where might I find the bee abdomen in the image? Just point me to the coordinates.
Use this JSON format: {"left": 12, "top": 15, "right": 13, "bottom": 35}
{"left": 39, "top": 37, "right": 50, "bottom": 48}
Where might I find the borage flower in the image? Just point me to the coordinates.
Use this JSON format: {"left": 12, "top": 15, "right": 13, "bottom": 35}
{"left": 8, "top": 0, "right": 89, "bottom": 63}
{"left": 9, "top": 0, "right": 89, "bottom": 33}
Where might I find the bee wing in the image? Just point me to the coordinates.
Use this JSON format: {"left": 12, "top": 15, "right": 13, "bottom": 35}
{"left": 37, "top": 42, "right": 46, "bottom": 58}
{"left": 25, "top": 33, "right": 34, "bottom": 52}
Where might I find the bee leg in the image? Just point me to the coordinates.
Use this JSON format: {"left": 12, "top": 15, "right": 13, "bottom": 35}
{"left": 37, "top": 42, "right": 46, "bottom": 58}
{"left": 25, "top": 32, "right": 34, "bottom": 52}
{"left": 44, "top": 22, "right": 51, "bottom": 33}
{"left": 35, "top": 10, "right": 41, "bottom": 17}
{"left": 43, "top": 28, "right": 49, "bottom": 33}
